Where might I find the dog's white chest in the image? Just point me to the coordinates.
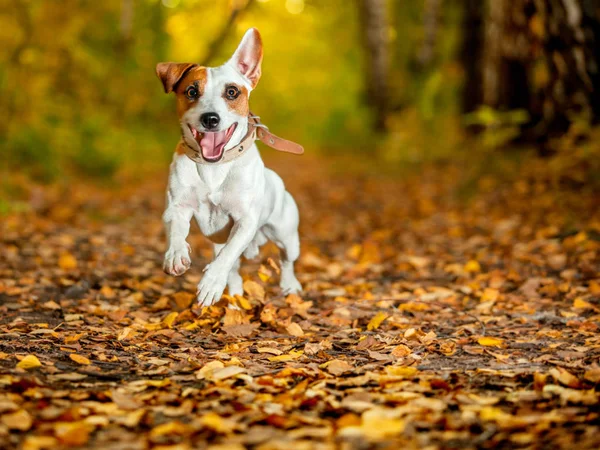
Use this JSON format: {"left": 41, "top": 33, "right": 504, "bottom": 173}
{"left": 193, "top": 180, "right": 233, "bottom": 244}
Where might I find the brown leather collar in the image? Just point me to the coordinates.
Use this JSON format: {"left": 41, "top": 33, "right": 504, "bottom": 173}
{"left": 181, "top": 112, "right": 304, "bottom": 164}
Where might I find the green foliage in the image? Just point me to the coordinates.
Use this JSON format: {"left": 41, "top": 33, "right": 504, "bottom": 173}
{"left": 463, "top": 106, "right": 530, "bottom": 149}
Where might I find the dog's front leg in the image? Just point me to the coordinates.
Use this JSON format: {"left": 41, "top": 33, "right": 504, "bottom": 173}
{"left": 197, "top": 216, "right": 259, "bottom": 306}
{"left": 163, "top": 203, "right": 194, "bottom": 276}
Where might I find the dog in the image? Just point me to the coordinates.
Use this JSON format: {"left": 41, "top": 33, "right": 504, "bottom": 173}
{"left": 156, "top": 28, "right": 303, "bottom": 306}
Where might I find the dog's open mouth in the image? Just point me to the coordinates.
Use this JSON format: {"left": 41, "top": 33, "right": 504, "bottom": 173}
{"left": 188, "top": 123, "right": 237, "bottom": 162}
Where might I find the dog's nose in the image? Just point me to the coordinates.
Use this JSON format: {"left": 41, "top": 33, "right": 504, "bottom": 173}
{"left": 200, "top": 112, "right": 220, "bottom": 130}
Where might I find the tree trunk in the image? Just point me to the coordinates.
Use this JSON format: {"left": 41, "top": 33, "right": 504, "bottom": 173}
{"left": 359, "top": 0, "right": 390, "bottom": 132}
{"left": 463, "top": 0, "right": 600, "bottom": 145}
{"left": 418, "top": 0, "right": 443, "bottom": 68}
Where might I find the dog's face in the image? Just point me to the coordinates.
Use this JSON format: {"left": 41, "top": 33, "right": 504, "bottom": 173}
{"left": 157, "top": 28, "right": 263, "bottom": 163}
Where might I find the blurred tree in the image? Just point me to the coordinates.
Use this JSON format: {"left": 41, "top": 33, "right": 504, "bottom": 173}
{"left": 200, "top": 0, "right": 256, "bottom": 66}
{"left": 418, "top": 0, "right": 442, "bottom": 68}
{"left": 358, "top": 0, "right": 390, "bottom": 132}
{"left": 463, "top": 0, "right": 600, "bottom": 148}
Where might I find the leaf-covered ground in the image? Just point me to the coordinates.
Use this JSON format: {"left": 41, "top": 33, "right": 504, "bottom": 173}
{"left": 1, "top": 154, "right": 599, "bottom": 449}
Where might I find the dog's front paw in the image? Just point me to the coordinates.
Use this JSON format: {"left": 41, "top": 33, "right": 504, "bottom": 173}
{"left": 196, "top": 264, "right": 227, "bottom": 307}
{"left": 163, "top": 243, "right": 191, "bottom": 276}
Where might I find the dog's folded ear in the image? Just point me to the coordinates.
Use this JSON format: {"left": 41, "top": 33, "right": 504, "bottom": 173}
{"left": 228, "top": 28, "right": 263, "bottom": 88}
{"left": 156, "top": 62, "right": 197, "bottom": 94}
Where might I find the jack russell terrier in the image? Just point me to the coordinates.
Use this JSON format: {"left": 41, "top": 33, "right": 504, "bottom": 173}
{"left": 156, "top": 28, "right": 304, "bottom": 307}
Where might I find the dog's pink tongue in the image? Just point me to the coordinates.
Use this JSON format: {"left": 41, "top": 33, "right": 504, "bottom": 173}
{"left": 200, "top": 130, "right": 228, "bottom": 160}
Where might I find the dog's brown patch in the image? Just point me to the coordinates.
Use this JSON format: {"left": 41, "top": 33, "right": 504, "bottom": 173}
{"left": 223, "top": 84, "right": 249, "bottom": 116}
{"left": 175, "top": 67, "right": 208, "bottom": 118}
{"left": 175, "top": 140, "right": 187, "bottom": 156}
{"left": 156, "top": 62, "right": 197, "bottom": 94}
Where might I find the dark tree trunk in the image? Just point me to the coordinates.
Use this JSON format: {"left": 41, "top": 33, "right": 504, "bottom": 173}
{"left": 462, "top": 0, "right": 600, "bottom": 145}
{"left": 359, "top": 0, "right": 390, "bottom": 132}
{"left": 461, "top": 0, "right": 485, "bottom": 113}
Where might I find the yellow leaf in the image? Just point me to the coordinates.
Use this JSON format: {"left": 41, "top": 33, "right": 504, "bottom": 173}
{"left": 399, "top": 301, "right": 429, "bottom": 312}
{"left": 385, "top": 366, "right": 418, "bottom": 378}
{"left": 479, "top": 406, "right": 513, "bottom": 424}
{"left": 464, "top": 260, "right": 481, "bottom": 273}
{"left": 17, "top": 355, "right": 41, "bottom": 370}
{"left": 22, "top": 436, "right": 58, "bottom": 450}
{"left": 367, "top": 312, "right": 388, "bottom": 331}
{"left": 573, "top": 297, "right": 594, "bottom": 309}
{"left": 58, "top": 253, "right": 78, "bottom": 270}
{"left": 391, "top": 344, "right": 412, "bottom": 358}
{"left": 149, "top": 421, "right": 192, "bottom": 438}
{"left": 145, "top": 378, "right": 171, "bottom": 388}
{"left": 162, "top": 312, "right": 179, "bottom": 328}
{"left": 243, "top": 280, "right": 265, "bottom": 301}
{"left": 481, "top": 288, "right": 499, "bottom": 302}
{"left": 54, "top": 422, "right": 90, "bottom": 446}
{"left": 201, "top": 412, "right": 235, "bottom": 434}
{"left": 258, "top": 265, "right": 273, "bottom": 282}
{"left": 268, "top": 350, "right": 303, "bottom": 362}
{"left": 2, "top": 409, "right": 32, "bottom": 431}
{"left": 234, "top": 295, "right": 252, "bottom": 310}
{"left": 478, "top": 337, "right": 504, "bottom": 347}
{"left": 69, "top": 354, "right": 91, "bottom": 365}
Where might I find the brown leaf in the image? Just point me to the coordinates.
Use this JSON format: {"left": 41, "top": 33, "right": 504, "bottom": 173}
{"left": 111, "top": 390, "right": 143, "bottom": 410}
{"left": 2, "top": 409, "right": 32, "bottom": 431}
{"left": 323, "top": 359, "right": 353, "bottom": 376}
{"left": 286, "top": 322, "right": 304, "bottom": 337}
{"left": 243, "top": 280, "right": 265, "bottom": 301}
{"left": 222, "top": 323, "right": 259, "bottom": 338}
{"left": 69, "top": 353, "right": 91, "bottom": 365}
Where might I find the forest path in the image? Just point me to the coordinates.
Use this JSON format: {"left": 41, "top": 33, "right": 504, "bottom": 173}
{"left": 1, "top": 154, "right": 599, "bottom": 449}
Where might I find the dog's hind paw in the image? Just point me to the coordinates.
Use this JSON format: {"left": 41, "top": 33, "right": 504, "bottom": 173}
{"left": 163, "top": 244, "right": 191, "bottom": 276}
{"left": 280, "top": 276, "right": 302, "bottom": 296}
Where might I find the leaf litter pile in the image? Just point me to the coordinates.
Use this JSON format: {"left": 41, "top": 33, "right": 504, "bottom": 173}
{"left": 1, "top": 154, "right": 599, "bottom": 449}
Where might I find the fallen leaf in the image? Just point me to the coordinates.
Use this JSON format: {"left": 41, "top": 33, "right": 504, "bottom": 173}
{"left": 222, "top": 323, "right": 258, "bottom": 338}
{"left": 2, "top": 409, "right": 32, "bottom": 430}
{"left": 243, "top": 280, "right": 265, "bottom": 301}
{"left": 478, "top": 337, "right": 504, "bottom": 347}
{"left": 367, "top": 312, "right": 388, "bottom": 330}
{"left": 54, "top": 422, "right": 90, "bottom": 446}
{"left": 69, "top": 354, "right": 91, "bottom": 365}
{"left": 58, "top": 253, "right": 78, "bottom": 270}
{"left": 111, "top": 390, "right": 143, "bottom": 410}
{"left": 211, "top": 365, "right": 246, "bottom": 381}
{"left": 286, "top": 322, "right": 304, "bottom": 337}
{"left": 323, "top": 359, "right": 353, "bottom": 376}
{"left": 17, "top": 355, "right": 42, "bottom": 370}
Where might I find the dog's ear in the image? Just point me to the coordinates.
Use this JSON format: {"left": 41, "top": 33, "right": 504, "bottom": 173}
{"left": 228, "top": 28, "right": 263, "bottom": 88}
{"left": 156, "top": 62, "right": 197, "bottom": 94}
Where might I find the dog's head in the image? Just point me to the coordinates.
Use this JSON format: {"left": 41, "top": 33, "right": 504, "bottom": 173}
{"left": 156, "top": 28, "right": 263, "bottom": 163}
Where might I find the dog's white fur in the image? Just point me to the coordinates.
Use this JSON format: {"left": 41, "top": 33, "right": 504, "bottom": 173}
{"left": 162, "top": 29, "right": 302, "bottom": 306}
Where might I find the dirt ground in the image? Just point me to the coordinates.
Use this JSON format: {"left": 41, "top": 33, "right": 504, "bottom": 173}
{"left": 1, "top": 153, "right": 599, "bottom": 449}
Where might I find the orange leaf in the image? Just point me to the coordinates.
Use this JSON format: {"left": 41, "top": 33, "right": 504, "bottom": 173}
{"left": 478, "top": 337, "right": 503, "bottom": 347}
{"left": 69, "top": 354, "right": 91, "bottom": 365}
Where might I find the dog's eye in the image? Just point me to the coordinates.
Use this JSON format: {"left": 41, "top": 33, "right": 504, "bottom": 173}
{"left": 225, "top": 86, "right": 240, "bottom": 100}
{"left": 185, "top": 86, "right": 199, "bottom": 100}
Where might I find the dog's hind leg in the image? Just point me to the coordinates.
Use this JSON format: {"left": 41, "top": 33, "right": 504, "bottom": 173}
{"left": 278, "top": 230, "right": 302, "bottom": 295}
{"left": 227, "top": 257, "right": 243, "bottom": 296}
{"left": 268, "top": 192, "right": 302, "bottom": 295}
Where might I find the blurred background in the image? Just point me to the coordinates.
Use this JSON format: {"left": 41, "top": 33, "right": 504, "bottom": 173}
{"left": 1, "top": 0, "right": 599, "bottom": 199}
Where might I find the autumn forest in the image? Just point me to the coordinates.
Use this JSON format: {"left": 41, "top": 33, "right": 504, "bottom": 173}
{"left": 1, "top": 1, "right": 600, "bottom": 449}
